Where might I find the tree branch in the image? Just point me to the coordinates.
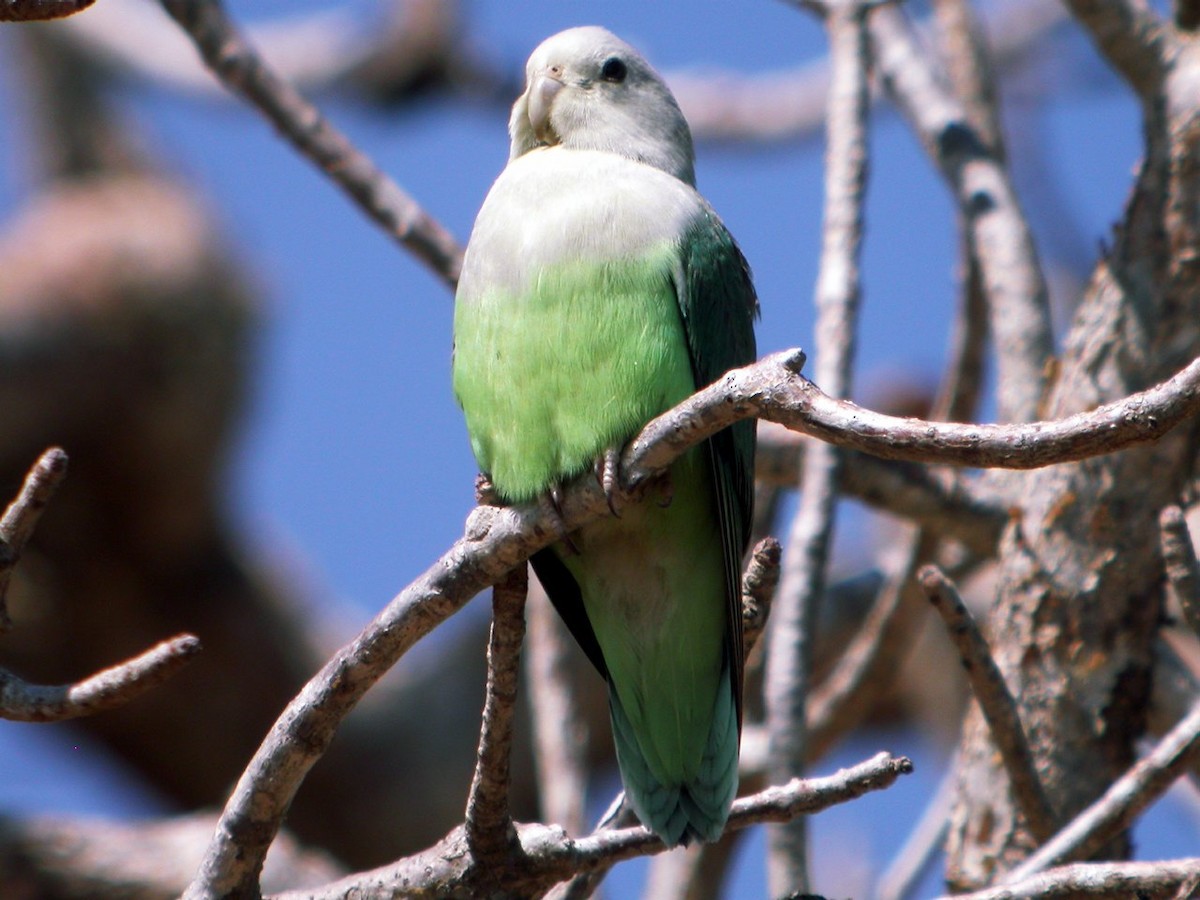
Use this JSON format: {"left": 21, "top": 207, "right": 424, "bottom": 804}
{"left": 463, "top": 567, "right": 527, "bottom": 870}
{"left": 0, "top": 446, "right": 67, "bottom": 631}
{"left": 755, "top": 425, "right": 1007, "bottom": 557}
{"left": 0, "top": 0, "right": 95, "bottom": 20}
{"left": 765, "top": 3, "right": 872, "bottom": 890}
{"left": 156, "top": 0, "right": 463, "bottom": 288}
{"left": 0, "top": 448, "right": 202, "bottom": 723}
{"left": 870, "top": 4, "right": 1053, "bottom": 424}
{"left": 0, "top": 633, "right": 202, "bottom": 723}
{"left": 1161, "top": 505, "right": 1200, "bottom": 635}
{"left": 272, "top": 751, "right": 913, "bottom": 900}
{"left": 526, "top": 579, "right": 590, "bottom": 838}
{"left": 179, "top": 345, "right": 1200, "bottom": 896}
{"left": 919, "top": 565, "right": 1058, "bottom": 842}
{"left": 1004, "top": 697, "right": 1200, "bottom": 882}
{"left": 942, "top": 858, "right": 1200, "bottom": 900}
{"left": 1062, "top": 0, "right": 1174, "bottom": 97}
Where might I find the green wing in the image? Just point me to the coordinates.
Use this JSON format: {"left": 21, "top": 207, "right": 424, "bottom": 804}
{"left": 671, "top": 207, "right": 758, "bottom": 729}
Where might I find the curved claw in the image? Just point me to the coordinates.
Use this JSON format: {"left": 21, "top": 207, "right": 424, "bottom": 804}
{"left": 543, "top": 482, "right": 580, "bottom": 555}
{"left": 594, "top": 446, "right": 624, "bottom": 518}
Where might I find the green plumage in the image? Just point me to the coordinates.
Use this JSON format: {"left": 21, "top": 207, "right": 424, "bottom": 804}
{"left": 452, "top": 27, "right": 756, "bottom": 847}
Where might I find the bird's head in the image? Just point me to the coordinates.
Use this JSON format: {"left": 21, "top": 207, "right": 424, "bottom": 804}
{"left": 508, "top": 26, "right": 696, "bottom": 186}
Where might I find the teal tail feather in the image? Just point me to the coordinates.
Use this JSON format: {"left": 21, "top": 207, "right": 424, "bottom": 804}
{"left": 609, "top": 655, "right": 740, "bottom": 847}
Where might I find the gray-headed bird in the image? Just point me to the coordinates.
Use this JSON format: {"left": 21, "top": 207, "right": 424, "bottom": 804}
{"left": 453, "top": 26, "right": 757, "bottom": 846}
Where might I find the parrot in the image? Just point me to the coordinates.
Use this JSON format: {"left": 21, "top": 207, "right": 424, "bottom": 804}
{"left": 452, "top": 25, "right": 757, "bottom": 847}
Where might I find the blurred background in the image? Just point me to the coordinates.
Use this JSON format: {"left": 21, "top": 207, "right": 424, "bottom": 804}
{"left": 0, "top": 1, "right": 1193, "bottom": 896}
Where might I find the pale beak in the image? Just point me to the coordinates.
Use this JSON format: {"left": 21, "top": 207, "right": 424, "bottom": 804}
{"left": 527, "top": 71, "right": 564, "bottom": 145}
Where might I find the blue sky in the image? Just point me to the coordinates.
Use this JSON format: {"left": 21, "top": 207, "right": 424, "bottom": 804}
{"left": 0, "top": 1, "right": 1167, "bottom": 896}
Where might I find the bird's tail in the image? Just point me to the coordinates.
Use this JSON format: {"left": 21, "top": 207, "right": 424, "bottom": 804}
{"left": 608, "top": 655, "right": 740, "bottom": 847}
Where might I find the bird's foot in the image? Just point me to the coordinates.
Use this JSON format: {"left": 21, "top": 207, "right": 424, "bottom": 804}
{"left": 594, "top": 446, "right": 625, "bottom": 517}
{"left": 474, "top": 473, "right": 500, "bottom": 506}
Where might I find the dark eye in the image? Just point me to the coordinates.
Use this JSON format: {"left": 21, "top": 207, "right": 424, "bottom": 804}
{"left": 600, "top": 57, "right": 627, "bottom": 83}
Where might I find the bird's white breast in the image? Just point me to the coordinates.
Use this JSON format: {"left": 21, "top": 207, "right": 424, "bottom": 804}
{"left": 457, "top": 148, "right": 705, "bottom": 300}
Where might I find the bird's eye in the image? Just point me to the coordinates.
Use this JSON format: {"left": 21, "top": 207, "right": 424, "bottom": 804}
{"left": 600, "top": 57, "right": 627, "bottom": 83}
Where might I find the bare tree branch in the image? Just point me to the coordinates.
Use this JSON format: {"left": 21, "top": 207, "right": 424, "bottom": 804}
{"left": 932, "top": 0, "right": 1006, "bottom": 159}
{"left": 870, "top": 4, "right": 1053, "bottom": 424}
{"left": 942, "top": 858, "right": 1200, "bottom": 900}
{"left": 920, "top": 565, "right": 1058, "bottom": 842}
{"left": 0, "top": 448, "right": 203, "bottom": 723}
{"left": 155, "top": 0, "right": 463, "bottom": 288}
{"left": 0, "top": 0, "right": 95, "bottom": 20}
{"left": 1162, "top": 505, "right": 1200, "bottom": 635}
{"left": 526, "top": 578, "right": 590, "bottom": 838}
{"left": 765, "top": 4, "right": 872, "bottom": 891}
{"left": 0, "top": 633, "right": 202, "bottom": 723}
{"left": 742, "top": 537, "right": 781, "bottom": 660}
{"left": 0, "top": 446, "right": 67, "bottom": 631}
{"left": 463, "top": 566, "right": 527, "bottom": 870}
{"left": 755, "top": 425, "right": 1007, "bottom": 557}
{"left": 1062, "top": 0, "right": 1174, "bottom": 97}
{"left": 1004, "top": 697, "right": 1200, "bottom": 882}
{"left": 272, "top": 752, "right": 913, "bottom": 900}
{"left": 633, "top": 350, "right": 1200, "bottom": 476}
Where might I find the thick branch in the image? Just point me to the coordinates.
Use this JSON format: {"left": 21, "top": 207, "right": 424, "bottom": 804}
{"left": 1005, "top": 697, "right": 1200, "bottom": 882}
{"left": 1062, "top": 0, "right": 1174, "bottom": 97}
{"left": 156, "top": 0, "right": 463, "bottom": 287}
{"left": 942, "top": 858, "right": 1200, "bottom": 900}
{"left": 1161, "top": 506, "right": 1200, "bottom": 634}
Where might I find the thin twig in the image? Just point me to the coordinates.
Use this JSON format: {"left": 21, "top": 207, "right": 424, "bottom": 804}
{"left": 919, "top": 565, "right": 1058, "bottom": 842}
{"left": 941, "top": 858, "right": 1200, "bottom": 900}
{"left": 156, "top": 0, "right": 463, "bottom": 288}
{"left": 526, "top": 577, "right": 589, "bottom": 837}
{"left": 870, "top": 4, "right": 1053, "bottom": 424}
{"left": 765, "top": 3, "right": 872, "bottom": 892}
{"left": 1162, "top": 505, "right": 1200, "bottom": 636}
{"left": 742, "top": 537, "right": 781, "bottom": 660}
{"left": 0, "top": 447, "right": 68, "bottom": 631}
{"left": 273, "top": 752, "right": 914, "bottom": 900}
{"left": 1005, "top": 697, "right": 1200, "bottom": 882}
{"left": 0, "top": 0, "right": 95, "bottom": 20}
{"left": 464, "top": 566, "right": 527, "bottom": 868}
{"left": 0, "top": 634, "right": 202, "bottom": 722}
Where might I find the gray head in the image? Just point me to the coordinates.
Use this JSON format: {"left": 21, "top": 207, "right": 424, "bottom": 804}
{"left": 508, "top": 26, "right": 697, "bottom": 186}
